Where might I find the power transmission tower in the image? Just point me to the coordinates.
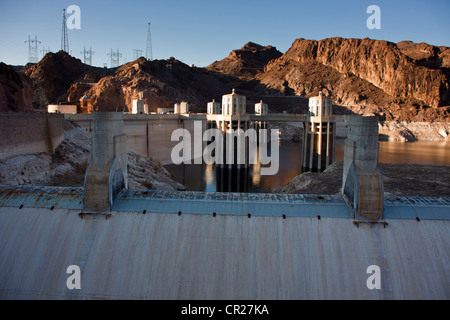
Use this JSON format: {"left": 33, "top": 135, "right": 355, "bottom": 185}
{"left": 108, "top": 49, "right": 122, "bottom": 68}
{"left": 133, "top": 49, "right": 143, "bottom": 60}
{"left": 61, "top": 9, "right": 69, "bottom": 52}
{"left": 40, "top": 46, "right": 50, "bottom": 59}
{"left": 24, "top": 35, "right": 41, "bottom": 63}
{"left": 146, "top": 22, "right": 153, "bottom": 61}
{"left": 81, "top": 46, "right": 95, "bottom": 65}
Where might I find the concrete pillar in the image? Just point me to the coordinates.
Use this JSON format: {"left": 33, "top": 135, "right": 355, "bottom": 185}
{"left": 84, "top": 112, "right": 127, "bottom": 211}
{"left": 342, "top": 115, "right": 383, "bottom": 221}
{"left": 318, "top": 122, "right": 323, "bottom": 171}
{"left": 302, "top": 119, "right": 335, "bottom": 172}
{"left": 146, "top": 120, "right": 150, "bottom": 158}
{"left": 331, "top": 123, "right": 334, "bottom": 160}
{"left": 326, "top": 121, "right": 330, "bottom": 165}
{"left": 309, "top": 123, "right": 314, "bottom": 169}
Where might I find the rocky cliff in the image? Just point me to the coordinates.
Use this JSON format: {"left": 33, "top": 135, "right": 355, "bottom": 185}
{"left": 4, "top": 37, "right": 449, "bottom": 123}
{"left": 272, "top": 38, "right": 449, "bottom": 107}
{"left": 0, "top": 63, "right": 33, "bottom": 112}
{"left": 397, "top": 40, "right": 450, "bottom": 71}
{"left": 257, "top": 37, "right": 450, "bottom": 121}
{"left": 84, "top": 57, "right": 234, "bottom": 113}
{"left": 206, "top": 42, "right": 282, "bottom": 80}
{"left": 23, "top": 51, "right": 111, "bottom": 108}
{"left": 16, "top": 52, "right": 234, "bottom": 113}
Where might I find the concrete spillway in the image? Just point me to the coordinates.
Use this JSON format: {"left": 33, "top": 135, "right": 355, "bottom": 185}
{"left": 0, "top": 185, "right": 448, "bottom": 221}
{"left": 0, "top": 184, "right": 449, "bottom": 299}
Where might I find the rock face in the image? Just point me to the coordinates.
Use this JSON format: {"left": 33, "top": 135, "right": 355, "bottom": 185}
{"left": 274, "top": 161, "right": 344, "bottom": 195}
{"left": 0, "top": 63, "right": 33, "bottom": 112}
{"left": 85, "top": 57, "right": 233, "bottom": 113}
{"left": 127, "top": 151, "right": 184, "bottom": 191}
{"left": 378, "top": 121, "right": 450, "bottom": 142}
{"left": 274, "top": 161, "right": 450, "bottom": 198}
{"left": 267, "top": 37, "right": 449, "bottom": 107}
{"left": 257, "top": 38, "right": 450, "bottom": 121}
{"left": 0, "top": 120, "right": 185, "bottom": 191}
{"left": 9, "top": 37, "right": 450, "bottom": 123}
{"left": 23, "top": 51, "right": 111, "bottom": 108}
{"left": 397, "top": 41, "right": 450, "bottom": 70}
{"left": 206, "top": 42, "right": 282, "bottom": 80}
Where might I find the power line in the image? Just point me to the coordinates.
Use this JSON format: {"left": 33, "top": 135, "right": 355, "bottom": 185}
{"left": 41, "top": 46, "right": 50, "bottom": 58}
{"left": 108, "top": 48, "right": 122, "bottom": 68}
{"left": 24, "top": 35, "right": 41, "bottom": 63}
{"left": 146, "top": 22, "right": 153, "bottom": 61}
{"left": 81, "top": 46, "right": 95, "bottom": 65}
{"left": 61, "top": 9, "right": 69, "bottom": 52}
{"left": 133, "top": 49, "right": 143, "bottom": 60}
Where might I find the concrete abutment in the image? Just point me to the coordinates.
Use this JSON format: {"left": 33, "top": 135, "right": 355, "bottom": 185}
{"left": 343, "top": 116, "right": 384, "bottom": 221}
{"left": 84, "top": 112, "right": 127, "bottom": 211}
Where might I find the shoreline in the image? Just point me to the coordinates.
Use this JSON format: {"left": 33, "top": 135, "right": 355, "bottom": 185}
{"left": 378, "top": 121, "right": 450, "bottom": 142}
{"left": 269, "top": 120, "right": 450, "bottom": 142}
{"left": 0, "top": 119, "right": 448, "bottom": 197}
{"left": 274, "top": 161, "right": 450, "bottom": 198}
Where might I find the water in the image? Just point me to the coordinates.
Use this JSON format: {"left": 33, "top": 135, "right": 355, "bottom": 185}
{"left": 164, "top": 140, "right": 450, "bottom": 193}
{"left": 378, "top": 141, "right": 450, "bottom": 166}
{"left": 165, "top": 141, "right": 306, "bottom": 193}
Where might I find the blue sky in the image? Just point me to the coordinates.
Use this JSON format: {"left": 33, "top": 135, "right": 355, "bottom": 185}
{"left": 0, "top": 0, "right": 449, "bottom": 67}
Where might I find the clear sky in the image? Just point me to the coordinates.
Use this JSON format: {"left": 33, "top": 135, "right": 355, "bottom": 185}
{"left": 0, "top": 0, "right": 449, "bottom": 68}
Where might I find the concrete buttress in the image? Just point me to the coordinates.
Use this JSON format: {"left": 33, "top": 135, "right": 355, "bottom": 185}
{"left": 84, "top": 112, "right": 127, "bottom": 211}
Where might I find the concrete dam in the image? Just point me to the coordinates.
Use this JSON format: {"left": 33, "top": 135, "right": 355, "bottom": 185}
{"left": 1, "top": 92, "right": 448, "bottom": 300}
{"left": 0, "top": 110, "right": 449, "bottom": 300}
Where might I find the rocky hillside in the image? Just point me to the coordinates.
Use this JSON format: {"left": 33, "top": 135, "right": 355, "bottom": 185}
{"left": 0, "top": 120, "right": 184, "bottom": 191}
{"left": 23, "top": 51, "right": 111, "bottom": 108}
{"left": 274, "top": 161, "right": 450, "bottom": 198}
{"left": 85, "top": 57, "right": 233, "bottom": 113}
{"left": 257, "top": 37, "right": 450, "bottom": 121}
{"left": 0, "top": 63, "right": 33, "bottom": 112}
{"left": 2, "top": 37, "right": 449, "bottom": 123}
{"left": 18, "top": 51, "right": 236, "bottom": 113}
{"left": 206, "top": 42, "right": 282, "bottom": 80}
{"left": 397, "top": 40, "right": 450, "bottom": 71}
{"left": 289, "top": 38, "right": 448, "bottom": 107}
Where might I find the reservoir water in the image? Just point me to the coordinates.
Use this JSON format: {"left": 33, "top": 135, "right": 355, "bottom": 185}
{"left": 118, "top": 119, "right": 448, "bottom": 193}
{"left": 164, "top": 140, "right": 450, "bottom": 193}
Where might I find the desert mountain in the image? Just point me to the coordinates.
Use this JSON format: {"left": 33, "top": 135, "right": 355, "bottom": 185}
{"left": 206, "top": 42, "right": 282, "bottom": 80}
{"left": 255, "top": 37, "right": 449, "bottom": 121}
{"left": 85, "top": 57, "right": 234, "bottom": 112}
{"left": 2, "top": 37, "right": 449, "bottom": 122}
{"left": 396, "top": 40, "right": 450, "bottom": 71}
{"left": 24, "top": 51, "right": 111, "bottom": 107}
{"left": 18, "top": 51, "right": 232, "bottom": 113}
{"left": 0, "top": 62, "right": 33, "bottom": 112}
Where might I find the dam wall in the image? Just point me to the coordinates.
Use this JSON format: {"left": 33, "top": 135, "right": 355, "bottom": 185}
{"left": 0, "top": 113, "right": 64, "bottom": 161}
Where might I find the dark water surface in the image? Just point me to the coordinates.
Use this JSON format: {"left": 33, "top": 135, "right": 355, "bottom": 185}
{"left": 164, "top": 140, "right": 450, "bottom": 193}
